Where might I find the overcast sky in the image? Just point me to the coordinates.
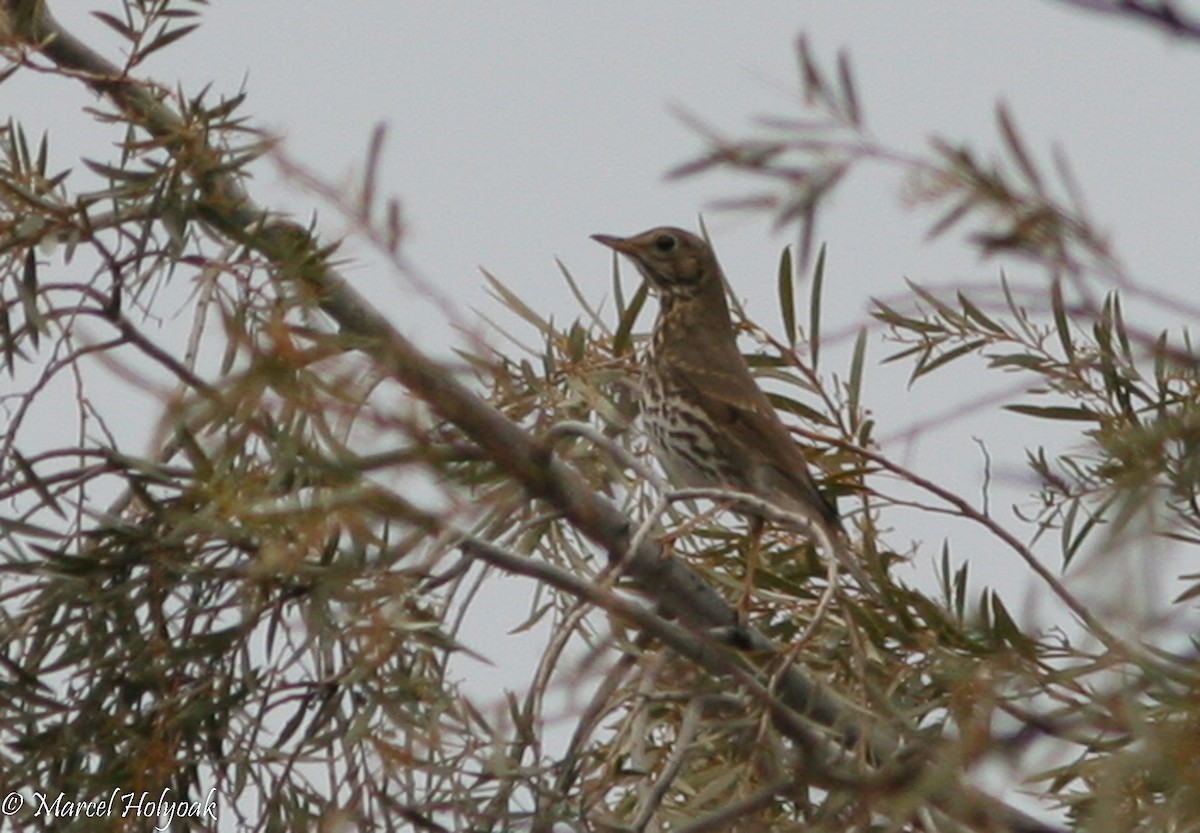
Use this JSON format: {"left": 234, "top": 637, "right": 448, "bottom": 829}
{"left": 8, "top": 4, "right": 1200, "bottom": 815}
{"left": 21, "top": 3, "right": 1200, "bottom": 334}
{"left": 13, "top": 0, "right": 1200, "bottom": 627}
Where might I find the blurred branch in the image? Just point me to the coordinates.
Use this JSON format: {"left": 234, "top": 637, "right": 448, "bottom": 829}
{"left": 1050, "top": 0, "right": 1200, "bottom": 39}
{"left": 457, "top": 535, "right": 829, "bottom": 751}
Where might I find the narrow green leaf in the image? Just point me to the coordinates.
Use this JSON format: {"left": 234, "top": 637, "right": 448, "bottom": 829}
{"left": 1110, "top": 292, "right": 1134, "bottom": 363}
{"left": 745, "top": 354, "right": 792, "bottom": 370}
{"left": 765, "top": 392, "right": 832, "bottom": 427}
{"left": 879, "top": 343, "right": 926, "bottom": 365}
{"left": 928, "top": 197, "right": 975, "bottom": 240}
{"left": 18, "top": 249, "right": 41, "bottom": 349}
{"left": 12, "top": 451, "right": 64, "bottom": 518}
{"left": 1050, "top": 279, "right": 1074, "bottom": 363}
{"left": 797, "top": 35, "right": 823, "bottom": 102}
{"left": 157, "top": 8, "right": 203, "bottom": 20}
{"left": 22, "top": 246, "right": 36, "bottom": 295}
{"left": 987, "top": 592, "right": 1028, "bottom": 653}
{"left": 988, "top": 353, "right": 1048, "bottom": 371}
{"left": 957, "top": 292, "right": 1005, "bottom": 335}
{"left": 204, "top": 91, "right": 249, "bottom": 123}
{"left": 837, "top": 50, "right": 861, "bottom": 127}
{"left": 35, "top": 131, "right": 48, "bottom": 177}
{"left": 1172, "top": 581, "right": 1200, "bottom": 605}
{"left": 871, "top": 300, "right": 945, "bottom": 334}
{"left": 953, "top": 551, "right": 968, "bottom": 622}
{"left": 481, "top": 268, "right": 551, "bottom": 333}
{"left": 939, "top": 543, "right": 952, "bottom": 606}
{"left": 939, "top": 542, "right": 968, "bottom": 622}
{"left": 911, "top": 339, "right": 986, "bottom": 379}
{"left": 220, "top": 307, "right": 242, "bottom": 375}
{"left": 613, "top": 280, "right": 648, "bottom": 357}
{"left": 360, "top": 122, "right": 386, "bottom": 220}
{"left": 1004, "top": 404, "right": 1103, "bottom": 422}
{"left": 907, "top": 279, "right": 958, "bottom": 320}
{"left": 92, "top": 11, "right": 136, "bottom": 42}
{"left": 1153, "top": 332, "right": 1169, "bottom": 398}
{"left": 997, "top": 103, "right": 1043, "bottom": 191}
{"left": 1064, "top": 494, "right": 1111, "bottom": 569}
{"left": 567, "top": 320, "right": 587, "bottom": 362}
{"left": 557, "top": 257, "right": 607, "bottom": 334}
{"left": 809, "top": 243, "right": 826, "bottom": 367}
{"left": 777, "top": 245, "right": 796, "bottom": 348}
{"left": 82, "top": 157, "right": 158, "bottom": 183}
{"left": 135, "top": 23, "right": 201, "bottom": 63}
{"left": 847, "top": 327, "right": 866, "bottom": 426}
{"left": 13, "top": 120, "right": 30, "bottom": 171}
{"left": 611, "top": 255, "right": 626, "bottom": 317}
{"left": 1060, "top": 500, "right": 1081, "bottom": 570}
{"left": 0, "top": 302, "right": 14, "bottom": 375}
{"left": 1093, "top": 306, "right": 1115, "bottom": 366}
{"left": 45, "top": 168, "right": 70, "bottom": 191}
{"left": 541, "top": 326, "right": 556, "bottom": 378}
{"left": 999, "top": 270, "right": 1035, "bottom": 340}
{"left": 857, "top": 417, "right": 875, "bottom": 445}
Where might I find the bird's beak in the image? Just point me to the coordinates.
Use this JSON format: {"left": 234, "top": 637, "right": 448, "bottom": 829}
{"left": 591, "top": 233, "right": 639, "bottom": 256}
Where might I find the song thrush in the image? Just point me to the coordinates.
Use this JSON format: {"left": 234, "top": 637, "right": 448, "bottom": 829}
{"left": 592, "top": 227, "right": 841, "bottom": 542}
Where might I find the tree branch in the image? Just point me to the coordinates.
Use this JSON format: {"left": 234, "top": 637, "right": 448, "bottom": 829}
{"left": 1050, "top": 0, "right": 1200, "bottom": 40}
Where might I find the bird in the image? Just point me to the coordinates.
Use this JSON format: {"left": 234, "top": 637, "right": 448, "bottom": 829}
{"left": 592, "top": 227, "right": 846, "bottom": 596}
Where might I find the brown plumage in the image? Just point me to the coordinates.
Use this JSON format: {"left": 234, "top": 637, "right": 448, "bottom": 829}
{"left": 593, "top": 226, "right": 840, "bottom": 535}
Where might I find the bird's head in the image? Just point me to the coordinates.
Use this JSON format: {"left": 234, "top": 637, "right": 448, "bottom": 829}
{"left": 592, "top": 227, "right": 722, "bottom": 299}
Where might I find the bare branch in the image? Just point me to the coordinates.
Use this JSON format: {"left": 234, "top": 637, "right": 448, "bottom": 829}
{"left": 1050, "top": 0, "right": 1200, "bottom": 39}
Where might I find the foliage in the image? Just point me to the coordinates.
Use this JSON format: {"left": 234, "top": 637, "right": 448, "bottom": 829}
{"left": 1, "top": 2, "right": 1199, "bottom": 832}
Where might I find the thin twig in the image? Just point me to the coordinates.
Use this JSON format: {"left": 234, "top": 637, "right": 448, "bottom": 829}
{"left": 1049, "top": 0, "right": 1200, "bottom": 39}
{"left": 672, "top": 777, "right": 795, "bottom": 833}
{"left": 631, "top": 696, "right": 705, "bottom": 832}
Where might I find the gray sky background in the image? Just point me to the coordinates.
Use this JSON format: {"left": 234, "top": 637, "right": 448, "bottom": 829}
{"left": 8, "top": 2, "right": 1200, "bottom": 818}
{"left": 150, "top": 2, "right": 1193, "bottom": 611}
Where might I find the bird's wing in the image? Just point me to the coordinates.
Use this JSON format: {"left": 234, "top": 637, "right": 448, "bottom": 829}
{"left": 669, "top": 353, "right": 840, "bottom": 527}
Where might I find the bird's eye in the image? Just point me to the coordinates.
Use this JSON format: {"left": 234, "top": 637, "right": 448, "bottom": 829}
{"left": 654, "top": 234, "right": 677, "bottom": 253}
